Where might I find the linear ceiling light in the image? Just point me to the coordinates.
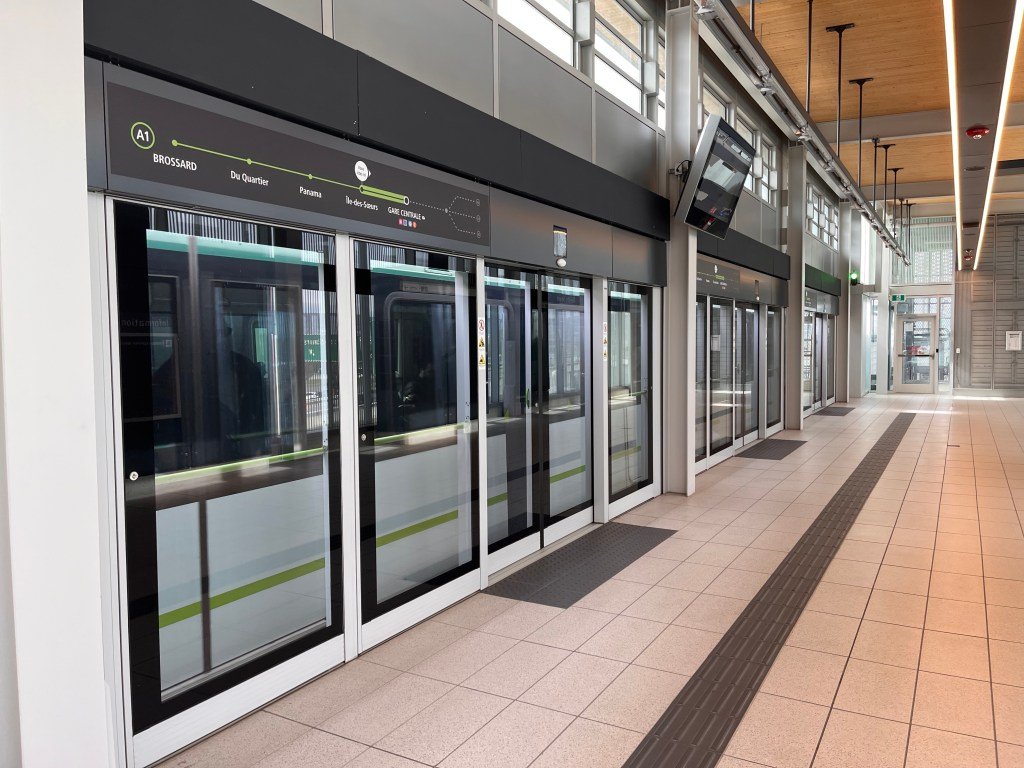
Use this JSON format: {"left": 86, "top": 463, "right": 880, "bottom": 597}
{"left": 973, "top": 0, "right": 1024, "bottom": 270}
{"left": 942, "top": 0, "right": 964, "bottom": 271}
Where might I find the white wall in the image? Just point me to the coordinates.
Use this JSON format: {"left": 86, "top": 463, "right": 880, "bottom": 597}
{"left": 0, "top": 1, "right": 114, "bottom": 765}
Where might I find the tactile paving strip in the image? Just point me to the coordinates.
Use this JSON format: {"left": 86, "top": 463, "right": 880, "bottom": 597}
{"left": 484, "top": 522, "right": 674, "bottom": 608}
{"left": 624, "top": 412, "right": 916, "bottom": 768}
{"left": 736, "top": 439, "right": 807, "bottom": 461}
{"left": 816, "top": 406, "right": 856, "bottom": 416}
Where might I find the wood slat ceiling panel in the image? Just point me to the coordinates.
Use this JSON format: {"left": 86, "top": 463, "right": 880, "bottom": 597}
{"left": 835, "top": 135, "right": 953, "bottom": 184}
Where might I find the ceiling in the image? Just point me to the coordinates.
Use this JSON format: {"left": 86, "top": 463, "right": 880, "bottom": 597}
{"left": 731, "top": 0, "right": 1024, "bottom": 247}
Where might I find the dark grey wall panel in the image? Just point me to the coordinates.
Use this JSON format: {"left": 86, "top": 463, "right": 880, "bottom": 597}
{"left": 697, "top": 229, "right": 790, "bottom": 281}
{"left": 334, "top": 0, "right": 494, "bottom": 115}
{"left": 357, "top": 53, "right": 524, "bottom": 192}
{"left": 612, "top": 229, "right": 667, "bottom": 286}
{"left": 498, "top": 29, "right": 591, "bottom": 160}
{"left": 84, "top": 0, "right": 359, "bottom": 135}
{"left": 491, "top": 189, "right": 613, "bottom": 277}
{"left": 732, "top": 190, "right": 761, "bottom": 241}
{"left": 595, "top": 94, "right": 658, "bottom": 191}
{"left": 805, "top": 265, "right": 842, "bottom": 296}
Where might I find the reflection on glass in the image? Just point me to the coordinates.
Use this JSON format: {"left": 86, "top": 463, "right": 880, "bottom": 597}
{"left": 608, "top": 282, "right": 652, "bottom": 500}
{"left": 826, "top": 315, "right": 837, "bottom": 400}
{"left": 902, "top": 319, "right": 933, "bottom": 385}
{"left": 813, "top": 313, "right": 824, "bottom": 405}
{"left": 802, "top": 310, "right": 814, "bottom": 411}
{"left": 735, "top": 304, "right": 758, "bottom": 439}
{"left": 498, "top": 0, "right": 574, "bottom": 64}
{"left": 710, "top": 298, "right": 734, "bottom": 454}
{"left": 766, "top": 307, "right": 782, "bottom": 427}
{"left": 116, "top": 204, "right": 339, "bottom": 714}
{"left": 696, "top": 296, "right": 708, "bottom": 461}
{"left": 354, "top": 242, "right": 478, "bottom": 620}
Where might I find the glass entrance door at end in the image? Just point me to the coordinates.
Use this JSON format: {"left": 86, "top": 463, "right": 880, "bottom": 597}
{"left": 894, "top": 315, "right": 938, "bottom": 394}
{"left": 485, "top": 267, "right": 593, "bottom": 565}
{"left": 354, "top": 242, "right": 479, "bottom": 627}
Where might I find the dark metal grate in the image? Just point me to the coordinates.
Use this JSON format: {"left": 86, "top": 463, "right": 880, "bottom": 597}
{"left": 736, "top": 439, "right": 807, "bottom": 461}
{"left": 624, "top": 412, "right": 916, "bottom": 768}
{"left": 484, "top": 522, "right": 673, "bottom": 608}
{"left": 816, "top": 406, "right": 855, "bottom": 416}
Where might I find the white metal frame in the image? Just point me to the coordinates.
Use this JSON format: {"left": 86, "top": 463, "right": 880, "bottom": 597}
{"left": 765, "top": 306, "right": 785, "bottom": 437}
{"left": 893, "top": 313, "right": 940, "bottom": 394}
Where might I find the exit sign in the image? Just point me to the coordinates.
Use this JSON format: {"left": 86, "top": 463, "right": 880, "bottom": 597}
{"left": 891, "top": 294, "right": 905, "bottom": 302}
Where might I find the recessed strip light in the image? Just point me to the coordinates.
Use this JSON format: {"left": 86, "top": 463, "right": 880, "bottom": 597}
{"left": 942, "top": 0, "right": 964, "bottom": 271}
{"left": 973, "top": 0, "right": 1024, "bottom": 270}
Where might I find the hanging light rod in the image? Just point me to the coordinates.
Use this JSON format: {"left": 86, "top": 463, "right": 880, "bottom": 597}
{"left": 692, "top": 0, "right": 908, "bottom": 262}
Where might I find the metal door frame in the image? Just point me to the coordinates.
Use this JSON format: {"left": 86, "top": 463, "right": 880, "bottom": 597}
{"left": 894, "top": 313, "right": 939, "bottom": 394}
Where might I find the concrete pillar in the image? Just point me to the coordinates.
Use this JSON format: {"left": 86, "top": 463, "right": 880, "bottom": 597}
{"left": 663, "top": 3, "right": 699, "bottom": 495}
{"left": 784, "top": 145, "right": 808, "bottom": 429}
{"left": 0, "top": 2, "right": 115, "bottom": 765}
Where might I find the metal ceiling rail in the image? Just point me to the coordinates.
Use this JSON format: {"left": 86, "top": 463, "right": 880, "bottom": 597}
{"left": 695, "top": 0, "right": 910, "bottom": 264}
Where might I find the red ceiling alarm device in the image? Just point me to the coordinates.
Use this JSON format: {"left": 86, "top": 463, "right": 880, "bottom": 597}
{"left": 966, "top": 125, "right": 990, "bottom": 140}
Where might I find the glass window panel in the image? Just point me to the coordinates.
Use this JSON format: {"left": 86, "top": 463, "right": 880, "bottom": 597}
{"left": 658, "top": 39, "right": 666, "bottom": 72}
{"left": 595, "top": 21, "right": 642, "bottom": 82}
{"left": 702, "top": 81, "right": 728, "bottom": 122}
{"left": 499, "top": 0, "right": 574, "bottom": 65}
{"left": 766, "top": 307, "right": 782, "bottom": 427}
{"left": 596, "top": 0, "right": 642, "bottom": 48}
{"left": 709, "top": 298, "right": 734, "bottom": 454}
{"left": 695, "top": 296, "right": 707, "bottom": 461}
{"left": 534, "top": 0, "right": 572, "bottom": 26}
{"left": 608, "top": 282, "right": 652, "bottom": 500}
{"left": 596, "top": 57, "right": 643, "bottom": 112}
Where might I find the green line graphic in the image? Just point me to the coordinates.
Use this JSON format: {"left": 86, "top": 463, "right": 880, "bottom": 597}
{"left": 611, "top": 445, "right": 642, "bottom": 460}
{"left": 170, "top": 139, "right": 409, "bottom": 201}
{"left": 376, "top": 509, "right": 459, "bottom": 548}
{"left": 158, "top": 557, "right": 325, "bottom": 628}
{"left": 487, "top": 492, "right": 509, "bottom": 506}
{"left": 155, "top": 447, "right": 324, "bottom": 485}
{"left": 549, "top": 465, "right": 586, "bottom": 483}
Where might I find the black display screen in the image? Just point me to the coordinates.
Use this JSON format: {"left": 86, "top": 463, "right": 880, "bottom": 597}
{"left": 682, "top": 120, "right": 754, "bottom": 239}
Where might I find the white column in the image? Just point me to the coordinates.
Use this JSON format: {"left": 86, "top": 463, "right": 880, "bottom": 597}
{"left": 663, "top": 5, "right": 699, "bottom": 495}
{"left": 0, "top": 2, "right": 115, "bottom": 766}
{"left": 836, "top": 202, "right": 856, "bottom": 402}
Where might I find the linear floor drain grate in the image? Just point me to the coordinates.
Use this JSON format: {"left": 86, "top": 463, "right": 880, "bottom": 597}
{"left": 624, "top": 412, "right": 916, "bottom": 768}
{"left": 736, "top": 439, "right": 806, "bottom": 461}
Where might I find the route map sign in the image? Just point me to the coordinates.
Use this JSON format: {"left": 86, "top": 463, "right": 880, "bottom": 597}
{"left": 105, "top": 84, "right": 489, "bottom": 245}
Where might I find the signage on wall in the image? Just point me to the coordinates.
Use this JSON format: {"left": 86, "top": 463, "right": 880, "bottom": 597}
{"left": 106, "top": 84, "right": 490, "bottom": 246}
{"left": 1007, "top": 331, "right": 1022, "bottom": 352}
{"left": 697, "top": 259, "right": 738, "bottom": 294}
{"left": 891, "top": 294, "right": 906, "bottom": 302}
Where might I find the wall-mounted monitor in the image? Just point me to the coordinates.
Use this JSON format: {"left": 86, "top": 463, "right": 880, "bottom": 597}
{"left": 676, "top": 115, "right": 755, "bottom": 240}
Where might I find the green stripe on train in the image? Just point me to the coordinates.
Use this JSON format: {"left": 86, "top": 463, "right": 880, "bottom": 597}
{"left": 158, "top": 557, "right": 326, "bottom": 629}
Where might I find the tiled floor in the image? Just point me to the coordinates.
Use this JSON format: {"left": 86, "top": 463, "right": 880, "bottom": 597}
{"left": 159, "top": 394, "right": 1024, "bottom": 768}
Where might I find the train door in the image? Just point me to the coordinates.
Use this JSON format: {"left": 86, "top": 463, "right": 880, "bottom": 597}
{"left": 110, "top": 201, "right": 344, "bottom": 745}
{"left": 353, "top": 241, "right": 480, "bottom": 647}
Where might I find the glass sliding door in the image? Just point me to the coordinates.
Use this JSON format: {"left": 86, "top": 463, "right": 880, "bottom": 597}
{"left": 813, "top": 313, "right": 825, "bottom": 409}
{"left": 734, "top": 303, "right": 759, "bottom": 443}
{"left": 709, "top": 297, "right": 734, "bottom": 457}
{"left": 695, "top": 296, "right": 708, "bottom": 464}
{"left": 354, "top": 241, "right": 478, "bottom": 623}
{"left": 113, "top": 202, "right": 342, "bottom": 732}
{"left": 802, "top": 310, "right": 814, "bottom": 411}
{"left": 766, "top": 307, "right": 782, "bottom": 429}
{"left": 826, "top": 314, "right": 837, "bottom": 403}
{"left": 608, "top": 282, "right": 652, "bottom": 501}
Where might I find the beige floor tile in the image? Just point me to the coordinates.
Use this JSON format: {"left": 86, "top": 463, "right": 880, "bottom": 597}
{"left": 530, "top": 718, "right": 643, "bottom": 768}
{"left": 760, "top": 645, "right": 846, "bottom": 706}
{"left": 724, "top": 692, "right": 829, "bottom": 768}
{"left": 462, "top": 641, "right": 569, "bottom": 698}
{"left": 834, "top": 658, "right": 917, "bottom": 722}
{"left": 411, "top": 631, "right": 518, "bottom": 684}
{"left": 888, "top": 528, "right": 936, "bottom": 549}
{"left": 621, "top": 585, "right": 699, "bottom": 623}
{"left": 319, "top": 673, "right": 453, "bottom": 745}
{"left": 613, "top": 555, "right": 683, "bottom": 585}
{"left": 685, "top": 542, "right": 746, "bottom": 567}
{"left": 162, "top": 711, "right": 309, "bottom": 768}
{"left": 710, "top": 526, "right": 763, "bottom": 548}
{"left": 519, "top": 653, "right": 626, "bottom": 715}
{"left": 936, "top": 532, "right": 983, "bottom": 554}
{"left": 985, "top": 555, "right": 1024, "bottom": 582}
{"left": 704, "top": 568, "right": 769, "bottom": 600}
{"left": 989, "top": 604, "right": 1024, "bottom": 642}
{"left": 925, "top": 597, "right": 988, "bottom": 637}
{"left": 983, "top": 538, "right": 1024, "bottom": 558}
{"left": 994, "top": 683, "right": 1024, "bottom": 746}
{"left": 929, "top": 571, "right": 985, "bottom": 603}
{"left": 647, "top": 537, "right": 704, "bottom": 561}
{"left": 937, "top": 516, "right": 980, "bottom": 536}
{"left": 362, "top": 621, "right": 470, "bottom": 671}
{"left": 864, "top": 589, "right": 927, "bottom": 627}
{"left": 990, "top": 639, "right": 1024, "bottom": 686}
{"left": 476, "top": 602, "right": 563, "bottom": 640}
{"left": 729, "top": 547, "right": 788, "bottom": 574}
{"left": 582, "top": 664, "right": 688, "bottom": 732}
{"left": 999, "top": 740, "right": 1024, "bottom": 767}
{"left": 785, "top": 610, "right": 860, "bottom": 656}
{"left": 524, "top": 606, "right": 615, "bottom": 650}
{"left": 657, "top": 561, "right": 724, "bottom": 592}
{"left": 433, "top": 594, "right": 516, "bottom": 630}
{"left": 904, "top": 726, "right": 997, "bottom": 768}
{"left": 577, "top": 615, "right": 666, "bottom": 662}
{"left": 987, "top": 577, "right": 1024, "bottom": 609}
{"left": 835, "top": 539, "right": 888, "bottom": 564}
{"left": 806, "top": 582, "right": 872, "bottom": 619}
{"left": 873, "top": 565, "right": 930, "bottom": 596}
{"left": 672, "top": 593, "right": 747, "bottom": 633}
{"left": 882, "top": 545, "right": 934, "bottom": 570}
{"left": 822, "top": 558, "right": 881, "bottom": 589}
{"left": 634, "top": 624, "right": 721, "bottom": 676}
{"left": 376, "top": 687, "right": 510, "bottom": 764}
{"left": 811, "top": 710, "right": 908, "bottom": 768}
{"left": 920, "top": 630, "right": 990, "bottom": 680}
{"left": 572, "top": 578, "right": 651, "bottom": 614}
{"left": 912, "top": 671, "right": 994, "bottom": 739}
{"left": 438, "top": 701, "right": 573, "bottom": 768}
{"left": 343, "top": 748, "right": 426, "bottom": 768}
{"left": 265, "top": 659, "right": 400, "bottom": 725}
{"left": 981, "top": 520, "right": 1024, "bottom": 539}
{"left": 250, "top": 730, "right": 366, "bottom": 768}
{"left": 851, "top": 620, "right": 922, "bottom": 669}
{"left": 932, "top": 549, "right": 984, "bottom": 576}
